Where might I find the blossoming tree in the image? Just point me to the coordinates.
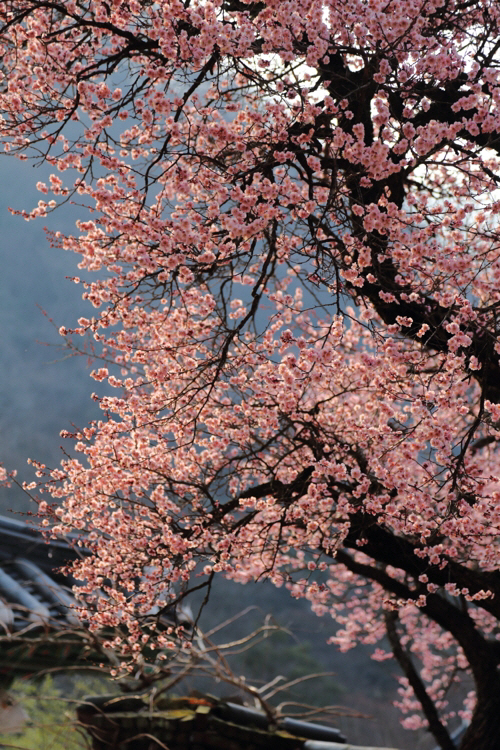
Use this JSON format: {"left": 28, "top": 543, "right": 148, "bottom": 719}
{"left": 2, "top": 0, "right": 500, "bottom": 747}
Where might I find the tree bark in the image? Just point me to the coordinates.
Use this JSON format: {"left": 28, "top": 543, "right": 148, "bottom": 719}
{"left": 385, "top": 611, "right": 455, "bottom": 750}
{"left": 460, "top": 683, "right": 500, "bottom": 750}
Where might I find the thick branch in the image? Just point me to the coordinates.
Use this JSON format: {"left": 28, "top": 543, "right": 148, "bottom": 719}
{"left": 385, "top": 610, "right": 455, "bottom": 750}
{"left": 343, "top": 510, "right": 500, "bottom": 621}
{"left": 336, "top": 549, "right": 499, "bottom": 689}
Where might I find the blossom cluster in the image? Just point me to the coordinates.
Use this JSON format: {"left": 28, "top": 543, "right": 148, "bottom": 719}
{"left": 2, "top": 0, "right": 500, "bottom": 736}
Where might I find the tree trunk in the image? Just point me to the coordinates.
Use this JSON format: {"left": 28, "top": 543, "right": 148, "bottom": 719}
{"left": 460, "top": 687, "right": 500, "bottom": 750}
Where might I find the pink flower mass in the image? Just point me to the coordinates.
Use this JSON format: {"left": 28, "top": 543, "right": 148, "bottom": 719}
{"left": 2, "top": 1, "right": 500, "bottom": 747}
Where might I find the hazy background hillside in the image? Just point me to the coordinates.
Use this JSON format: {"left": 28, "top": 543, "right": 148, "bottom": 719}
{"left": 0, "top": 157, "right": 101, "bottom": 513}
{"left": 0, "top": 156, "right": 446, "bottom": 749}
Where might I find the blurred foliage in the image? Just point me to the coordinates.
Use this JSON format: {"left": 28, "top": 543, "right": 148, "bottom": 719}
{"left": 0, "top": 673, "right": 112, "bottom": 750}
{"left": 0, "top": 626, "right": 343, "bottom": 749}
